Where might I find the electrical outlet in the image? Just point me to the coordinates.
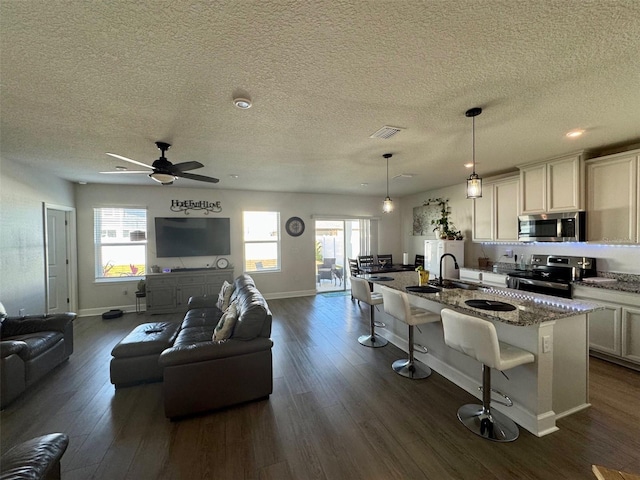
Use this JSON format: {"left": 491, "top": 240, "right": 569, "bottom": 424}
{"left": 19, "top": 308, "right": 25, "bottom": 316}
{"left": 543, "top": 335, "right": 552, "bottom": 353}
{"left": 505, "top": 249, "right": 514, "bottom": 258}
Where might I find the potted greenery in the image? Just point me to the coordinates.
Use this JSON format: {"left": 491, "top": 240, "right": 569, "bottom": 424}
{"left": 424, "top": 197, "right": 453, "bottom": 239}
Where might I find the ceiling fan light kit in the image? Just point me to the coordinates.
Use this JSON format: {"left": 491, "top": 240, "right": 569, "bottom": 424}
{"left": 102, "top": 141, "right": 220, "bottom": 185}
{"left": 149, "top": 172, "right": 176, "bottom": 185}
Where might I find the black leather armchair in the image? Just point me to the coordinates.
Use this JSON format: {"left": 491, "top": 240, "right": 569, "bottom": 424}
{"left": 0, "top": 308, "right": 75, "bottom": 409}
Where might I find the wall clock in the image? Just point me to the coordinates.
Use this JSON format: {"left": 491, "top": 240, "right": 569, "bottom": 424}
{"left": 285, "top": 216, "right": 305, "bottom": 237}
{"left": 216, "top": 258, "right": 229, "bottom": 269}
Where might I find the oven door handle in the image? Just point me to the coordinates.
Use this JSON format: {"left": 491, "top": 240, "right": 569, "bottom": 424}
{"left": 516, "top": 278, "right": 571, "bottom": 291}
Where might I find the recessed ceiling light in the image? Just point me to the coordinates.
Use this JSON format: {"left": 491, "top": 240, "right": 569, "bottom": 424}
{"left": 233, "top": 97, "right": 252, "bottom": 109}
{"left": 360, "top": 183, "right": 368, "bottom": 187}
{"left": 464, "top": 162, "right": 479, "bottom": 168}
{"left": 229, "top": 174, "right": 239, "bottom": 179}
{"left": 566, "top": 129, "right": 585, "bottom": 138}
{"left": 115, "top": 166, "right": 128, "bottom": 171}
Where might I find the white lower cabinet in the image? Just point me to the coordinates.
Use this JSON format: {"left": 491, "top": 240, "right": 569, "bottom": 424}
{"left": 622, "top": 306, "right": 640, "bottom": 363}
{"left": 459, "top": 268, "right": 507, "bottom": 288}
{"left": 574, "top": 285, "right": 640, "bottom": 367}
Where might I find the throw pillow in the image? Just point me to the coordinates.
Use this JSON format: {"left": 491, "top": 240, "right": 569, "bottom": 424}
{"left": 213, "top": 302, "right": 238, "bottom": 341}
{"left": 216, "top": 281, "right": 235, "bottom": 311}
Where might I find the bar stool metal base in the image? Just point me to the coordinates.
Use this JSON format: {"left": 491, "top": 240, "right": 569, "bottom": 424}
{"left": 392, "top": 359, "right": 431, "bottom": 379}
{"left": 457, "top": 404, "right": 520, "bottom": 442}
{"left": 358, "top": 334, "right": 388, "bottom": 348}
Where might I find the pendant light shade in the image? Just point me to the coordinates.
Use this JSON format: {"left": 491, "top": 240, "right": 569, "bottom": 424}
{"left": 382, "top": 153, "right": 393, "bottom": 213}
{"left": 465, "top": 107, "right": 483, "bottom": 199}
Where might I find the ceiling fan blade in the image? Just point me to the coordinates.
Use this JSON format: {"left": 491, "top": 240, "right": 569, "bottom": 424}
{"left": 175, "top": 171, "right": 220, "bottom": 183}
{"left": 106, "top": 153, "right": 153, "bottom": 170}
{"left": 100, "top": 170, "right": 150, "bottom": 174}
{"left": 169, "top": 161, "right": 204, "bottom": 172}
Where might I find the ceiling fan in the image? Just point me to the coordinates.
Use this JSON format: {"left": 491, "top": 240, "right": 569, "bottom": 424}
{"left": 101, "top": 141, "right": 219, "bottom": 185}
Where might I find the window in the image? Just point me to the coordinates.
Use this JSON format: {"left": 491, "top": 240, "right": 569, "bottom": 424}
{"left": 243, "top": 211, "right": 280, "bottom": 272}
{"left": 94, "top": 207, "right": 147, "bottom": 281}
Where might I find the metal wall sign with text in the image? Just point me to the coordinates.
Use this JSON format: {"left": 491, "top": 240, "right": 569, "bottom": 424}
{"left": 170, "top": 200, "right": 222, "bottom": 215}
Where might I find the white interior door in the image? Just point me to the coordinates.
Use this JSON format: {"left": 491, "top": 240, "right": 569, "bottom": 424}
{"left": 46, "top": 207, "right": 71, "bottom": 313}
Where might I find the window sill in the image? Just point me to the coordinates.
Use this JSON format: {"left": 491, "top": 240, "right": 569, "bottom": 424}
{"left": 95, "top": 276, "right": 144, "bottom": 284}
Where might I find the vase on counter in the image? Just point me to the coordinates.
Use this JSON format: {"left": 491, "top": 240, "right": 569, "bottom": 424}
{"left": 418, "top": 270, "right": 430, "bottom": 286}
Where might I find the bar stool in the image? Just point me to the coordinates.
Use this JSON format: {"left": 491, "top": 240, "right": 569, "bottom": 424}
{"left": 440, "top": 308, "right": 535, "bottom": 442}
{"left": 381, "top": 287, "right": 440, "bottom": 379}
{"left": 350, "top": 276, "right": 388, "bottom": 348}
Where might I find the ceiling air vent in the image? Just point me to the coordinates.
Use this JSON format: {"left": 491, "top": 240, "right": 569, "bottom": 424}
{"left": 369, "top": 125, "right": 404, "bottom": 139}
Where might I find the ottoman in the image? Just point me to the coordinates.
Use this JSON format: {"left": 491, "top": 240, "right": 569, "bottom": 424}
{"left": 110, "top": 321, "right": 180, "bottom": 388}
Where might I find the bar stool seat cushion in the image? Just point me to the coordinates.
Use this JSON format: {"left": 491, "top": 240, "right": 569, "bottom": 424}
{"left": 382, "top": 288, "right": 440, "bottom": 326}
{"left": 441, "top": 310, "right": 533, "bottom": 371}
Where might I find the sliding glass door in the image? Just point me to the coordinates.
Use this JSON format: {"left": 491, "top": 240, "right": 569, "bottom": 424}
{"left": 315, "top": 219, "right": 369, "bottom": 293}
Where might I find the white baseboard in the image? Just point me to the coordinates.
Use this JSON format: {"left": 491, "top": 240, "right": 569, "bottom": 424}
{"left": 78, "top": 304, "right": 137, "bottom": 318}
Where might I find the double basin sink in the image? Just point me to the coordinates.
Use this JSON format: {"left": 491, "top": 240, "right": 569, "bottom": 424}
{"left": 407, "top": 280, "right": 478, "bottom": 294}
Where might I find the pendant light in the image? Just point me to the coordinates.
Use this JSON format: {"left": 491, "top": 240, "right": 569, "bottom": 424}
{"left": 382, "top": 153, "right": 394, "bottom": 213}
{"left": 465, "top": 107, "right": 483, "bottom": 199}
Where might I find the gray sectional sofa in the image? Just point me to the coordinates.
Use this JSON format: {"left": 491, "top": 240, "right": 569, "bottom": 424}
{"left": 159, "top": 274, "right": 273, "bottom": 418}
{"left": 109, "top": 274, "right": 273, "bottom": 419}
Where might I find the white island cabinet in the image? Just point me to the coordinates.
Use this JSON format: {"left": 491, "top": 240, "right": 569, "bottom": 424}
{"left": 367, "top": 272, "right": 601, "bottom": 437}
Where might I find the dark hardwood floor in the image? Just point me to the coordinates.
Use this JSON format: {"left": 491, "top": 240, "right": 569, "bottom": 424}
{"left": 1, "top": 293, "right": 639, "bottom": 479}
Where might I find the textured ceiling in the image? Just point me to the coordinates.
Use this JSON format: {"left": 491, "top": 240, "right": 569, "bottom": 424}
{"left": 2, "top": 1, "right": 640, "bottom": 197}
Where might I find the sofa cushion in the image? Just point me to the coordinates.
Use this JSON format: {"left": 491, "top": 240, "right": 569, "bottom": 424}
{"left": 174, "top": 326, "right": 214, "bottom": 346}
{"left": 182, "top": 308, "right": 223, "bottom": 329}
{"left": 216, "top": 281, "right": 234, "bottom": 311}
{"left": 232, "top": 297, "right": 268, "bottom": 340}
{"left": 8, "top": 332, "right": 63, "bottom": 361}
{"left": 213, "top": 302, "right": 238, "bottom": 341}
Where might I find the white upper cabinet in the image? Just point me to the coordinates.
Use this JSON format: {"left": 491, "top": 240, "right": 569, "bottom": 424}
{"left": 519, "top": 153, "right": 584, "bottom": 214}
{"left": 585, "top": 149, "right": 639, "bottom": 243}
{"left": 472, "top": 175, "right": 519, "bottom": 242}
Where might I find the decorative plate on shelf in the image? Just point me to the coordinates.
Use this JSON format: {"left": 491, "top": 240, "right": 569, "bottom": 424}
{"left": 216, "top": 258, "right": 229, "bottom": 269}
{"left": 285, "top": 216, "right": 305, "bottom": 237}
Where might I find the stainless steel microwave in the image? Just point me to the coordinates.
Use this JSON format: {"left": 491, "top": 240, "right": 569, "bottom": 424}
{"left": 518, "top": 211, "right": 586, "bottom": 242}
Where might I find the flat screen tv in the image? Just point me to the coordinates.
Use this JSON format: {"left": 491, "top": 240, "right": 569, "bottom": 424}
{"left": 155, "top": 217, "right": 231, "bottom": 257}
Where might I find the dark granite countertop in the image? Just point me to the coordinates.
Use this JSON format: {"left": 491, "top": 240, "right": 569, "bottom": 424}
{"left": 366, "top": 271, "right": 602, "bottom": 327}
{"left": 573, "top": 279, "right": 640, "bottom": 295}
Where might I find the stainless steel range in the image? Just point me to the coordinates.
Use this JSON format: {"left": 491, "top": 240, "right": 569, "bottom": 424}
{"left": 506, "top": 254, "right": 597, "bottom": 298}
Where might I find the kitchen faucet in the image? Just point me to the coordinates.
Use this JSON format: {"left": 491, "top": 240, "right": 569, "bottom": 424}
{"left": 439, "top": 253, "right": 459, "bottom": 286}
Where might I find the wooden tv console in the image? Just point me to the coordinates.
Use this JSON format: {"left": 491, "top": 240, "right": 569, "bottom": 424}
{"left": 145, "top": 269, "right": 234, "bottom": 314}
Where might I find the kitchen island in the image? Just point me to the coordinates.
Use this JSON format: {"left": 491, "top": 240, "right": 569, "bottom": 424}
{"left": 366, "top": 271, "right": 602, "bottom": 437}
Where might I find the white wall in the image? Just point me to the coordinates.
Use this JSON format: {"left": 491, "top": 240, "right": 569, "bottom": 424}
{"left": 0, "top": 158, "right": 75, "bottom": 315}
{"left": 75, "top": 184, "right": 402, "bottom": 313}
{"left": 399, "top": 179, "right": 640, "bottom": 275}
